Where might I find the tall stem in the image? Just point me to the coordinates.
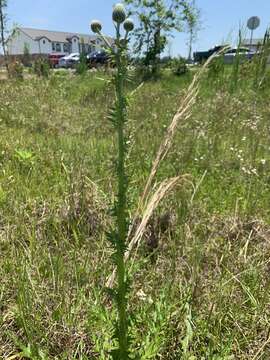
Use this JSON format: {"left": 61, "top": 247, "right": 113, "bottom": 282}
{"left": 115, "top": 23, "right": 129, "bottom": 357}
{"left": 0, "top": 0, "right": 9, "bottom": 75}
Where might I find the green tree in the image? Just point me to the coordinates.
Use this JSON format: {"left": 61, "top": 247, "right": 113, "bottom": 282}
{"left": 124, "top": 0, "right": 192, "bottom": 75}
{"left": 0, "top": 0, "right": 9, "bottom": 74}
{"left": 182, "top": 0, "right": 201, "bottom": 61}
{"left": 23, "top": 42, "right": 31, "bottom": 66}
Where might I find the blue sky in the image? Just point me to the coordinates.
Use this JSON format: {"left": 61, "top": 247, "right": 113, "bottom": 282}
{"left": 7, "top": 0, "right": 270, "bottom": 56}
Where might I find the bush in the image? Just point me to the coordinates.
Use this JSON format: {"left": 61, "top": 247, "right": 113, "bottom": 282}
{"left": 160, "top": 56, "right": 172, "bottom": 68}
{"left": 135, "top": 64, "right": 155, "bottom": 81}
{"left": 22, "top": 43, "right": 31, "bottom": 67}
{"left": 171, "top": 57, "right": 189, "bottom": 76}
{"left": 8, "top": 61, "right": 24, "bottom": 80}
{"left": 76, "top": 54, "right": 88, "bottom": 75}
{"left": 33, "top": 58, "right": 50, "bottom": 78}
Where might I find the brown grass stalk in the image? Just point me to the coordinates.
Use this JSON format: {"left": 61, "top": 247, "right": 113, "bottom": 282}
{"left": 106, "top": 175, "right": 188, "bottom": 288}
{"left": 106, "top": 47, "right": 229, "bottom": 288}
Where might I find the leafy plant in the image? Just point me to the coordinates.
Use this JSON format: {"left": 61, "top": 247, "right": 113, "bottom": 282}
{"left": 22, "top": 42, "right": 31, "bottom": 67}
{"left": 171, "top": 56, "right": 189, "bottom": 76}
{"left": 76, "top": 53, "right": 88, "bottom": 75}
{"left": 33, "top": 58, "right": 50, "bottom": 78}
{"left": 8, "top": 60, "right": 24, "bottom": 79}
{"left": 15, "top": 149, "right": 34, "bottom": 162}
{"left": 15, "top": 149, "right": 35, "bottom": 174}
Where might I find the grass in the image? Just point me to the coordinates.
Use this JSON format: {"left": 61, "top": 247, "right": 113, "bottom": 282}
{"left": 0, "top": 62, "right": 270, "bottom": 359}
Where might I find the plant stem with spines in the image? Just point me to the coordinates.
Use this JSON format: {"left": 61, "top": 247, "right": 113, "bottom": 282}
{"left": 113, "top": 23, "right": 129, "bottom": 358}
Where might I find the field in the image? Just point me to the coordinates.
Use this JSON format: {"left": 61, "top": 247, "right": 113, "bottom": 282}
{"left": 1, "top": 63, "right": 270, "bottom": 359}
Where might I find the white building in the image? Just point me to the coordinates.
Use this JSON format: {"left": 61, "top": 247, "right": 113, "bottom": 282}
{"left": 7, "top": 27, "right": 110, "bottom": 55}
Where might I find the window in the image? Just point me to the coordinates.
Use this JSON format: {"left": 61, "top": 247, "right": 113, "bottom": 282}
{"left": 52, "top": 42, "right": 56, "bottom": 51}
{"left": 43, "top": 39, "right": 46, "bottom": 44}
{"left": 56, "top": 43, "right": 61, "bottom": 52}
{"left": 73, "top": 38, "right": 77, "bottom": 43}
{"left": 63, "top": 43, "right": 69, "bottom": 53}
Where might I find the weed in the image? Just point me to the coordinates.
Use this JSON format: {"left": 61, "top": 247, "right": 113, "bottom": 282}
{"left": 33, "top": 58, "right": 50, "bottom": 78}
{"left": 91, "top": 4, "right": 134, "bottom": 358}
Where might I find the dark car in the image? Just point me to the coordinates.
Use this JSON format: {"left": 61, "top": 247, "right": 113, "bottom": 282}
{"left": 193, "top": 45, "right": 229, "bottom": 64}
{"left": 87, "top": 50, "right": 110, "bottom": 67}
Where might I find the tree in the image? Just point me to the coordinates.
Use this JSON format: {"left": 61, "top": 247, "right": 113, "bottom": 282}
{"left": 182, "top": 0, "right": 201, "bottom": 61}
{"left": 23, "top": 42, "right": 31, "bottom": 67}
{"left": 0, "top": 0, "right": 9, "bottom": 74}
{"left": 124, "top": 0, "right": 192, "bottom": 75}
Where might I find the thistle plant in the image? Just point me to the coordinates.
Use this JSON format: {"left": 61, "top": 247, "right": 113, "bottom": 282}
{"left": 91, "top": 5, "right": 134, "bottom": 359}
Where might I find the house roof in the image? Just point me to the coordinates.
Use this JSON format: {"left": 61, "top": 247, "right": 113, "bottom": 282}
{"left": 19, "top": 27, "right": 112, "bottom": 44}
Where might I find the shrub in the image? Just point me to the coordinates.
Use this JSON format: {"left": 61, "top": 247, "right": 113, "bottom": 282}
{"left": 75, "top": 54, "right": 88, "bottom": 75}
{"left": 33, "top": 58, "right": 50, "bottom": 78}
{"left": 135, "top": 64, "right": 155, "bottom": 81}
{"left": 171, "top": 57, "right": 189, "bottom": 76}
{"left": 8, "top": 61, "right": 24, "bottom": 80}
{"left": 160, "top": 56, "right": 172, "bottom": 67}
{"left": 22, "top": 43, "right": 31, "bottom": 67}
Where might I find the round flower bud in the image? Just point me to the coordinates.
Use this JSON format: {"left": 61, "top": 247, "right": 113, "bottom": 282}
{"left": 119, "top": 38, "right": 127, "bottom": 47}
{"left": 123, "top": 18, "right": 134, "bottom": 32}
{"left": 112, "top": 3, "right": 126, "bottom": 24}
{"left": 91, "top": 20, "right": 102, "bottom": 33}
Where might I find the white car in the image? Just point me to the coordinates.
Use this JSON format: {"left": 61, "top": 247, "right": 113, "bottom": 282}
{"left": 223, "top": 47, "right": 256, "bottom": 64}
{"left": 58, "top": 53, "right": 80, "bottom": 68}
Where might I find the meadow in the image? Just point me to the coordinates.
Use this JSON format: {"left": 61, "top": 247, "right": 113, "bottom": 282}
{"left": 1, "top": 60, "right": 270, "bottom": 359}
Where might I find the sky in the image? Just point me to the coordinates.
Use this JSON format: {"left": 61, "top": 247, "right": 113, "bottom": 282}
{"left": 6, "top": 0, "right": 270, "bottom": 57}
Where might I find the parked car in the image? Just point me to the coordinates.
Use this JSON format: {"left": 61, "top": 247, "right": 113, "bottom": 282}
{"left": 48, "top": 53, "right": 66, "bottom": 68}
{"left": 193, "top": 44, "right": 229, "bottom": 64}
{"left": 87, "top": 50, "right": 110, "bottom": 67}
{"left": 223, "top": 47, "right": 256, "bottom": 64}
{"left": 58, "top": 53, "right": 80, "bottom": 68}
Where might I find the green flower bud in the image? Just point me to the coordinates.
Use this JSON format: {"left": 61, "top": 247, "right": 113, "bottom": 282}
{"left": 112, "top": 3, "right": 126, "bottom": 24}
{"left": 123, "top": 18, "right": 134, "bottom": 32}
{"left": 119, "top": 38, "right": 128, "bottom": 47}
{"left": 90, "top": 20, "right": 102, "bottom": 33}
